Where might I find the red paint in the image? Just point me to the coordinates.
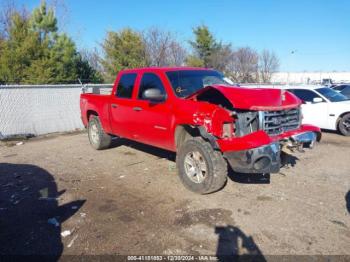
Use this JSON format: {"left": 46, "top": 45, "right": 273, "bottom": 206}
{"left": 217, "top": 125, "right": 320, "bottom": 152}
{"left": 188, "top": 85, "right": 301, "bottom": 110}
{"left": 80, "top": 67, "right": 320, "bottom": 153}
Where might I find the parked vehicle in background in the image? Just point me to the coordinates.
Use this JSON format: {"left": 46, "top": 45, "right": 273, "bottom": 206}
{"left": 322, "top": 78, "right": 333, "bottom": 86}
{"left": 80, "top": 67, "right": 320, "bottom": 194}
{"left": 331, "top": 84, "right": 350, "bottom": 98}
{"left": 286, "top": 86, "right": 350, "bottom": 136}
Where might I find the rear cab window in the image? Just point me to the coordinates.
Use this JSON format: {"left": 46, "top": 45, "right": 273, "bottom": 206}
{"left": 116, "top": 73, "right": 137, "bottom": 98}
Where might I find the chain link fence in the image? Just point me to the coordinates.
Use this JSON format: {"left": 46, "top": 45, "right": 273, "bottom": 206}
{"left": 0, "top": 84, "right": 113, "bottom": 138}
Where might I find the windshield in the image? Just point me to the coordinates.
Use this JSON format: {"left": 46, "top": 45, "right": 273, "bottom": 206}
{"left": 316, "top": 87, "right": 349, "bottom": 102}
{"left": 166, "top": 70, "right": 232, "bottom": 98}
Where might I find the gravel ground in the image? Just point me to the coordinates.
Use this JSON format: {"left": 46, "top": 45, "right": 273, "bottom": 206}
{"left": 0, "top": 131, "right": 349, "bottom": 259}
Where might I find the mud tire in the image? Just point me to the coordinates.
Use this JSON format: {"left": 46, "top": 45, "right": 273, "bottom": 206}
{"left": 88, "top": 116, "right": 112, "bottom": 150}
{"left": 176, "top": 137, "right": 227, "bottom": 194}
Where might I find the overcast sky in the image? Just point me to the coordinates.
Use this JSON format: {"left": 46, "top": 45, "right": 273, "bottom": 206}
{"left": 14, "top": 0, "right": 350, "bottom": 72}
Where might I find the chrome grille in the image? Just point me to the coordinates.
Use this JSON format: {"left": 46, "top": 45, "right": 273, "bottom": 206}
{"left": 260, "top": 108, "right": 301, "bottom": 136}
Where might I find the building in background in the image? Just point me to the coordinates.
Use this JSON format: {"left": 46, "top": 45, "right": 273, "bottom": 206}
{"left": 271, "top": 72, "right": 350, "bottom": 85}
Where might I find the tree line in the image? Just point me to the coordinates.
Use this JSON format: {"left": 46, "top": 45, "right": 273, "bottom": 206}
{"left": 0, "top": 1, "right": 279, "bottom": 85}
{"left": 0, "top": 1, "right": 102, "bottom": 84}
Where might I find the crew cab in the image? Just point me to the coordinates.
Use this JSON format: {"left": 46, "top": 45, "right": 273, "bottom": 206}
{"left": 286, "top": 86, "right": 350, "bottom": 136}
{"left": 80, "top": 67, "right": 320, "bottom": 194}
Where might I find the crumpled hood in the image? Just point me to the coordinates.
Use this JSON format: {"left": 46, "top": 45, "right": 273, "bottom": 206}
{"left": 188, "top": 85, "right": 301, "bottom": 110}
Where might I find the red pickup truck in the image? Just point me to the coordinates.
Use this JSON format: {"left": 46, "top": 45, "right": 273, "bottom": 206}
{"left": 80, "top": 67, "right": 320, "bottom": 194}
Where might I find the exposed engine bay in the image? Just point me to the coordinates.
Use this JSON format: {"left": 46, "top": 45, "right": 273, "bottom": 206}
{"left": 195, "top": 87, "right": 301, "bottom": 138}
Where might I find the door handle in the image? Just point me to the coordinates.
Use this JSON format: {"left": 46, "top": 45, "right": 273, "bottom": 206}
{"left": 133, "top": 107, "right": 142, "bottom": 111}
{"left": 111, "top": 104, "right": 118, "bottom": 108}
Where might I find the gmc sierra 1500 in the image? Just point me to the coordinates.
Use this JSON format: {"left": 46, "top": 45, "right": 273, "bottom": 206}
{"left": 80, "top": 67, "right": 320, "bottom": 194}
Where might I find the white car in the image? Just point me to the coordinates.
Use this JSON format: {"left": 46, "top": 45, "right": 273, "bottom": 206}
{"left": 285, "top": 86, "right": 350, "bottom": 136}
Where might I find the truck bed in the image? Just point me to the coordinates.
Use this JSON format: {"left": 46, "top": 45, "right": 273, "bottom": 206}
{"left": 80, "top": 93, "right": 113, "bottom": 133}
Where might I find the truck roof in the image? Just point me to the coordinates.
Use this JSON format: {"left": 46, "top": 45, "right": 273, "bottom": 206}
{"left": 120, "top": 66, "right": 215, "bottom": 73}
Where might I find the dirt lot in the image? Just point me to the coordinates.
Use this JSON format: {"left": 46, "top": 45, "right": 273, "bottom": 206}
{"left": 0, "top": 131, "right": 349, "bottom": 258}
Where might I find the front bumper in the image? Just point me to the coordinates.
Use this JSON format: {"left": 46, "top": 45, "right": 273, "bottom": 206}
{"left": 224, "top": 142, "right": 281, "bottom": 174}
{"left": 291, "top": 131, "right": 317, "bottom": 147}
{"left": 223, "top": 131, "right": 317, "bottom": 174}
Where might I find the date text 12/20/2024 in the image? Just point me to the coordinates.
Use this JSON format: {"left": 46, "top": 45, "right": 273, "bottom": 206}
{"left": 127, "top": 255, "right": 219, "bottom": 261}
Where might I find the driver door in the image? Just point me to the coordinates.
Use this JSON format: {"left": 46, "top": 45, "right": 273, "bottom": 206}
{"left": 132, "top": 72, "right": 173, "bottom": 150}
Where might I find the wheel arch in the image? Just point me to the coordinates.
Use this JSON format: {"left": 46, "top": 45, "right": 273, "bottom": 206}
{"left": 87, "top": 110, "right": 98, "bottom": 120}
{"left": 336, "top": 111, "right": 350, "bottom": 129}
{"left": 174, "top": 125, "right": 200, "bottom": 150}
{"left": 174, "top": 124, "right": 219, "bottom": 151}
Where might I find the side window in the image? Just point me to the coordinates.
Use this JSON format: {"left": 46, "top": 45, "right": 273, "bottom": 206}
{"left": 333, "top": 86, "right": 344, "bottom": 91}
{"left": 342, "top": 87, "right": 350, "bottom": 97}
{"left": 138, "top": 73, "right": 166, "bottom": 99}
{"left": 116, "top": 73, "right": 137, "bottom": 98}
{"left": 290, "top": 89, "right": 321, "bottom": 102}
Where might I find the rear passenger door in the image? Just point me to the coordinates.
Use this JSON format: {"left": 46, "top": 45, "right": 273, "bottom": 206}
{"left": 110, "top": 72, "right": 140, "bottom": 139}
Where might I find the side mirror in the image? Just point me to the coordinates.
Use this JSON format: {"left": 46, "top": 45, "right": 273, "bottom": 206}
{"left": 313, "top": 97, "right": 323, "bottom": 103}
{"left": 142, "top": 88, "right": 166, "bottom": 102}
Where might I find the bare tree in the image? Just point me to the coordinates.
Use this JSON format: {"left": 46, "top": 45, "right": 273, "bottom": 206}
{"left": 259, "top": 49, "right": 279, "bottom": 83}
{"left": 143, "top": 27, "right": 187, "bottom": 67}
{"left": 228, "top": 47, "right": 259, "bottom": 83}
{"left": 168, "top": 40, "right": 187, "bottom": 66}
{"left": 80, "top": 48, "right": 103, "bottom": 73}
{"left": 143, "top": 27, "right": 172, "bottom": 66}
{"left": 209, "top": 43, "right": 233, "bottom": 72}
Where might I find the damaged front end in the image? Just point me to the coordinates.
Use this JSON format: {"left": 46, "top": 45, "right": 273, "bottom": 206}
{"left": 190, "top": 85, "right": 320, "bottom": 174}
{"left": 222, "top": 131, "right": 317, "bottom": 174}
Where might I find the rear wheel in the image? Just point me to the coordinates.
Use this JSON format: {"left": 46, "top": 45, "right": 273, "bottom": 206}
{"left": 88, "top": 116, "right": 112, "bottom": 150}
{"left": 176, "top": 137, "right": 227, "bottom": 194}
{"left": 338, "top": 113, "right": 350, "bottom": 136}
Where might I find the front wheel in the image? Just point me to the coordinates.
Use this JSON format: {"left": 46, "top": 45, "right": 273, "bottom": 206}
{"left": 338, "top": 113, "right": 350, "bottom": 136}
{"left": 176, "top": 138, "right": 227, "bottom": 194}
{"left": 88, "top": 115, "right": 112, "bottom": 150}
